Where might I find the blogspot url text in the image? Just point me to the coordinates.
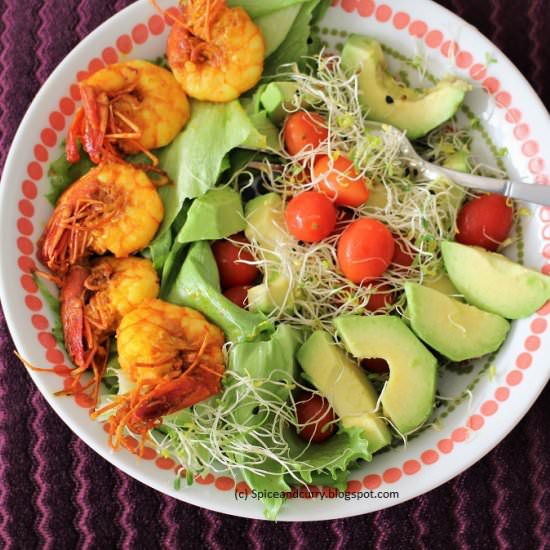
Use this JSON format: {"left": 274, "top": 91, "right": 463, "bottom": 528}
{"left": 234, "top": 488, "right": 400, "bottom": 501}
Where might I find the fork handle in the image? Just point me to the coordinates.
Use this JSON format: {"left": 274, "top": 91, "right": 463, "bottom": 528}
{"left": 433, "top": 166, "right": 550, "bottom": 207}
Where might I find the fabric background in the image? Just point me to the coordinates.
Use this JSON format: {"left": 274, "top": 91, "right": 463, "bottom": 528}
{"left": 0, "top": 1, "right": 548, "bottom": 548}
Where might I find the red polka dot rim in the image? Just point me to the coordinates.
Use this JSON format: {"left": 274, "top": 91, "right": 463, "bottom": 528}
{"left": 0, "top": 0, "right": 549, "bottom": 521}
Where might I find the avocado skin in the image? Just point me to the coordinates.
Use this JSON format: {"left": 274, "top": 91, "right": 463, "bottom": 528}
{"left": 334, "top": 315, "right": 438, "bottom": 435}
{"left": 341, "top": 35, "right": 471, "bottom": 139}
{"left": 297, "top": 331, "right": 392, "bottom": 453}
{"left": 441, "top": 241, "right": 550, "bottom": 319}
{"left": 405, "top": 283, "right": 510, "bottom": 362}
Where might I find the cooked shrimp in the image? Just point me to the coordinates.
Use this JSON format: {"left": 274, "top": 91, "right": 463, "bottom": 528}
{"left": 59, "top": 257, "right": 159, "bottom": 403}
{"left": 38, "top": 162, "right": 163, "bottom": 275}
{"left": 67, "top": 60, "right": 190, "bottom": 164}
{"left": 96, "top": 299, "right": 225, "bottom": 447}
{"left": 165, "top": 0, "right": 264, "bottom": 102}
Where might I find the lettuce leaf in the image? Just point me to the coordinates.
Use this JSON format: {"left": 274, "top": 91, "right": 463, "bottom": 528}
{"left": 46, "top": 144, "right": 94, "bottom": 205}
{"left": 157, "top": 101, "right": 255, "bottom": 233}
{"left": 33, "top": 274, "right": 64, "bottom": 349}
{"left": 176, "top": 187, "right": 246, "bottom": 244}
{"left": 255, "top": 4, "right": 302, "bottom": 57}
{"left": 263, "top": 0, "right": 326, "bottom": 77}
{"left": 164, "top": 241, "right": 272, "bottom": 342}
{"left": 227, "top": 0, "right": 309, "bottom": 18}
{"left": 228, "top": 324, "right": 301, "bottom": 519}
{"left": 150, "top": 100, "right": 275, "bottom": 264}
{"left": 227, "top": 324, "right": 371, "bottom": 519}
{"left": 283, "top": 426, "right": 371, "bottom": 484}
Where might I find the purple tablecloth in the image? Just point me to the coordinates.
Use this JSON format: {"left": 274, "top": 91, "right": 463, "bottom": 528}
{"left": 0, "top": 1, "right": 548, "bottom": 547}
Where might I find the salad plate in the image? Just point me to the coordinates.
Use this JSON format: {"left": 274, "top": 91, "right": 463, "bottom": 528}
{"left": 0, "top": 0, "right": 549, "bottom": 521}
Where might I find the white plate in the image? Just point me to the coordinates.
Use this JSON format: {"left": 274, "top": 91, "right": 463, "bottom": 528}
{"left": 1, "top": 0, "right": 549, "bottom": 521}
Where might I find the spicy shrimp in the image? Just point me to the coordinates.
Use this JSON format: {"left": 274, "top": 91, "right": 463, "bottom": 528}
{"left": 38, "top": 162, "right": 163, "bottom": 276}
{"left": 96, "top": 299, "right": 225, "bottom": 447}
{"left": 59, "top": 257, "right": 160, "bottom": 403}
{"left": 67, "top": 60, "right": 190, "bottom": 164}
{"left": 165, "top": 0, "right": 264, "bottom": 102}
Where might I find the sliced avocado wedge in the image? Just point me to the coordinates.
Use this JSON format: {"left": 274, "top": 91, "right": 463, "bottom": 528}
{"left": 334, "top": 316, "right": 438, "bottom": 435}
{"left": 244, "top": 193, "right": 295, "bottom": 313}
{"left": 423, "top": 272, "right": 461, "bottom": 299}
{"left": 247, "top": 271, "right": 295, "bottom": 313}
{"left": 341, "top": 35, "right": 471, "bottom": 139}
{"left": 260, "top": 82, "right": 301, "bottom": 125}
{"left": 297, "top": 331, "right": 391, "bottom": 453}
{"left": 441, "top": 241, "right": 550, "bottom": 319}
{"left": 405, "top": 283, "right": 510, "bottom": 361}
{"left": 443, "top": 150, "right": 471, "bottom": 173}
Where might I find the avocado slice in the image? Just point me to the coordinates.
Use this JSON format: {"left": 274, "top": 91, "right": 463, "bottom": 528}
{"left": 297, "top": 331, "right": 392, "bottom": 453}
{"left": 443, "top": 150, "right": 471, "bottom": 173}
{"left": 260, "top": 82, "right": 301, "bottom": 125}
{"left": 423, "top": 272, "right": 462, "bottom": 299}
{"left": 441, "top": 241, "right": 550, "bottom": 319}
{"left": 334, "top": 315, "right": 438, "bottom": 435}
{"left": 341, "top": 35, "right": 471, "bottom": 139}
{"left": 247, "top": 271, "right": 294, "bottom": 313}
{"left": 405, "top": 283, "right": 510, "bottom": 361}
{"left": 244, "top": 193, "right": 295, "bottom": 312}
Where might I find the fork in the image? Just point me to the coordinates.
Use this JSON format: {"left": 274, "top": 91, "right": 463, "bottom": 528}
{"left": 366, "top": 122, "right": 550, "bottom": 207}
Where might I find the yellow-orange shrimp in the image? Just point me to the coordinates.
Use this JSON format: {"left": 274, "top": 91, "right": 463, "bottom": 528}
{"left": 38, "top": 162, "right": 163, "bottom": 276}
{"left": 67, "top": 60, "right": 190, "bottom": 164}
{"left": 60, "top": 257, "right": 160, "bottom": 403}
{"left": 97, "top": 299, "right": 225, "bottom": 447}
{"left": 165, "top": 0, "right": 264, "bottom": 102}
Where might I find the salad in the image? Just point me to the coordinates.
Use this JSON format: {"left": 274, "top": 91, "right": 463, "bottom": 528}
{"left": 30, "top": 0, "right": 550, "bottom": 520}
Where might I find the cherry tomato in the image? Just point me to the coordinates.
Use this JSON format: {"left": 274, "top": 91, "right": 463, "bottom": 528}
{"left": 285, "top": 191, "right": 337, "bottom": 242}
{"left": 361, "top": 358, "right": 390, "bottom": 374}
{"left": 365, "top": 284, "right": 395, "bottom": 312}
{"left": 211, "top": 234, "right": 259, "bottom": 290}
{"left": 314, "top": 154, "right": 370, "bottom": 207}
{"left": 337, "top": 218, "right": 395, "bottom": 284}
{"left": 456, "top": 194, "right": 513, "bottom": 251}
{"left": 223, "top": 285, "right": 251, "bottom": 309}
{"left": 284, "top": 111, "right": 328, "bottom": 156}
{"left": 295, "top": 392, "right": 336, "bottom": 443}
{"left": 392, "top": 235, "right": 415, "bottom": 268}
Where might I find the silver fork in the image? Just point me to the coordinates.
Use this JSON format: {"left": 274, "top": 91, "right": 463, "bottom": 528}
{"left": 366, "top": 122, "right": 550, "bottom": 207}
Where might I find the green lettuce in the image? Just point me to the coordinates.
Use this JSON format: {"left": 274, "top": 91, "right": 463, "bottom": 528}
{"left": 227, "top": 0, "right": 309, "bottom": 18}
{"left": 228, "top": 324, "right": 301, "bottom": 518}
{"left": 176, "top": 187, "right": 246, "bottom": 244}
{"left": 227, "top": 325, "right": 371, "bottom": 519}
{"left": 150, "top": 100, "right": 274, "bottom": 264}
{"left": 157, "top": 101, "right": 255, "bottom": 231}
{"left": 163, "top": 241, "right": 272, "bottom": 342}
{"left": 240, "top": 110, "right": 280, "bottom": 150}
{"left": 263, "top": 0, "right": 329, "bottom": 77}
{"left": 159, "top": 187, "right": 246, "bottom": 292}
{"left": 46, "top": 144, "right": 94, "bottom": 205}
{"left": 158, "top": 202, "right": 191, "bottom": 290}
{"left": 33, "top": 274, "right": 64, "bottom": 349}
{"left": 283, "top": 426, "right": 371, "bottom": 484}
{"left": 255, "top": 4, "right": 302, "bottom": 57}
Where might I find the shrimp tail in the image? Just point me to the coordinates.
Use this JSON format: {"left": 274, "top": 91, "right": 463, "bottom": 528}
{"left": 66, "top": 107, "right": 85, "bottom": 163}
{"left": 80, "top": 85, "right": 109, "bottom": 163}
{"left": 60, "top": 264, "right": 90, "bottom": 368}
{"left": 133, "top": 375, "right": 216, "bottom": 424}
{"left": 37, "top": 209, "right": 73, "bottom": 275}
